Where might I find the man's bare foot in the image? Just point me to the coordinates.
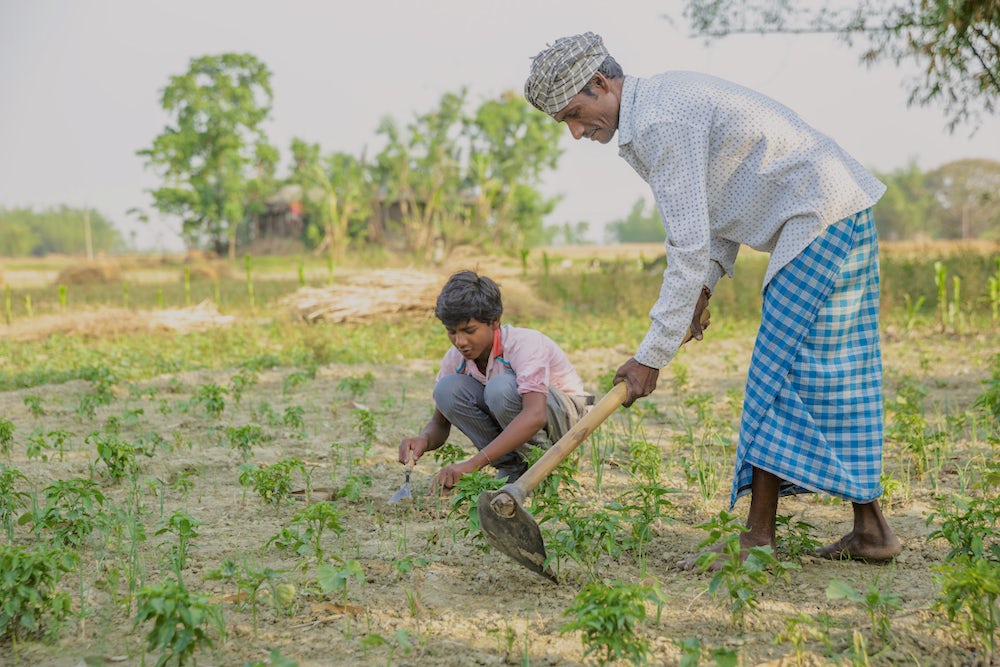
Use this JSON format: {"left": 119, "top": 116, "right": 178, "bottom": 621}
{"left": 816, "top": 529, "right": 902, "bottom": 562}
{"left": 677, "top": 534, "right": 776, "bottom": 572}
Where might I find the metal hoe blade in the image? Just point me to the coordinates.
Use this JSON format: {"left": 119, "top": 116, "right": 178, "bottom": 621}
{"left": 388, "top": 469, "right": 412, "bottom": 504}
{"left": 477, "top": 487, "right": 556, "bottom": 582}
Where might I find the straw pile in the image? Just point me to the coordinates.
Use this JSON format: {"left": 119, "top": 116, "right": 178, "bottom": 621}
{"left": 281, "top": 269, "right": 443, "bottom": 323}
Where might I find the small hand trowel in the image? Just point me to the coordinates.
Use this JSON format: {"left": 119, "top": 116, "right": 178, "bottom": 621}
{"left": 388, "top": 454, "right": 414, "bottom": 505}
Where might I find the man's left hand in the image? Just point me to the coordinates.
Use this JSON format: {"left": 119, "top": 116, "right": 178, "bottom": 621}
{"left": 432, "top": 460, "right": 478, "bottom": 491}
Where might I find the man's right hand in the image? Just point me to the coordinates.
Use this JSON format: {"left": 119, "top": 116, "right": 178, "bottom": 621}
{"left": 613, "top": 358, "right": 660, "bottom": 408}
{"left": 398, "top": 436, "right": 429, "bottom": 465}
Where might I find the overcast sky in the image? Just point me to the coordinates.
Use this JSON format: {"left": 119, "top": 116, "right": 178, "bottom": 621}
{"left": 2, "top": 1, "right": 997, "bottom": 251}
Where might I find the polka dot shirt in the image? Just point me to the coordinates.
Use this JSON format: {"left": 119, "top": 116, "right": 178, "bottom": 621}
{"left": 617, "top": 72, "right": 886, "bottom": 368}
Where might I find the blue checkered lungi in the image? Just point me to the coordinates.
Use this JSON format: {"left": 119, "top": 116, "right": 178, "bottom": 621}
{"left": 731, "top": 208, "right": 883, "bottom": 506}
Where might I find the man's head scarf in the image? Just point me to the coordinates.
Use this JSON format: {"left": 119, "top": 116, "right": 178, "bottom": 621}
{"left": 524, "top": 32, "right": 609, "bottom": 116}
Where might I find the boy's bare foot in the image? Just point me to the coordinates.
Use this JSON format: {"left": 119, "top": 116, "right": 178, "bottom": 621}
{"left": 816, "top": 529, "right": 902, "bottom": 562}
{"left": 677, "top": 534, "right": 776, "bottom": 572}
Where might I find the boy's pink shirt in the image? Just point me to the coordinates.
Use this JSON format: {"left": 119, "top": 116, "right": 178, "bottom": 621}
{"left": 435, "top": 325, "right": 585, "bottom": 397}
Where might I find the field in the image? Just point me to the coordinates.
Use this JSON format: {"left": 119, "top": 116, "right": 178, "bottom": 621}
{"left": 0, "top": 243, "right": 998, "bottom": 667}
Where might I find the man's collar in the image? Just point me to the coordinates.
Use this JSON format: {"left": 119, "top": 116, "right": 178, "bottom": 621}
{"left": 617, "top": 75, "right": 639, "bottom": 148}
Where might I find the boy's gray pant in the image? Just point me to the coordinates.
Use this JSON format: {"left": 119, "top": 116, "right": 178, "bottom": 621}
{"left": 433, "top": 373, "right": 589, "bottom": 476}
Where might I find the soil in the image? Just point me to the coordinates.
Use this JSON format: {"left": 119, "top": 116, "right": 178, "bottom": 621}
{"left": 0, "top": 293, "right": 996, "bottom": 666}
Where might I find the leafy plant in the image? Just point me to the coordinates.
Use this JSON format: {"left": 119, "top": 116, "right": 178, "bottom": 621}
{"left": 238, "top": 458, "right": 304, "bottom": 507}
{"left": 30, "top": 478, "right": 108, "bottom": 548}
{"left": 226, "top": 423, "right": 269, "bottom": 461}
{"left": 561, "top": 579, "right": 662, "bottom": 666}
{"left": 134, "top": 577, "right": 224, "bottom": 667}
{"left": 775, "top": 514, "right": 822, "bottom": 560}
{"left": 826, "top": 576, "right": 902, "bottom": 643}
{"left": 694, "top": 510, "right": 799, "bottom": 630}
{"left": 446, "top": 470, "right": 504, "bottom": 553}
{"left": 0, "top": 464, "right": 29, "bottom": 541}
{"left": 156, "top": 510, "right": 202, "bottom": 585}
{"left": 316, "top": 559, "right": 365, "bottom": 604}
{"left": 22, "top": 394, "right": 45, "bottom": 419}
{"left": 0, "top": 544, "right": 77, "bottom": 642}
{"left": 193, "top": 382, "right": 227, "bottom": 419}
{"left": 90, "top": 431, "right": 141, "bottom": 481}
{"left": 337, "top": 372, "right": 375, "bottom": 398}
{"left": 933, "top": 556, "right": 999, "bottom": 659}
{"left": 0, "top": 418, "right": 13, "bottom": 458}
{"left": 431, "top": 442, "right": 466, "bottom": 467}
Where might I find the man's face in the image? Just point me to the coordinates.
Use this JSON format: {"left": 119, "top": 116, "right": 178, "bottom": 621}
{"left": 445, "top": 318, "right": 499, "bottom": 365}
{"left": 553, "top": 73, "right": 620, "bottom": 144}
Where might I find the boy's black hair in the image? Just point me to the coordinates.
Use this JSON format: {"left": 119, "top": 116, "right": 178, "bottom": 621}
{"left": 434, "top": 270, "right": 503, "bottom": 328}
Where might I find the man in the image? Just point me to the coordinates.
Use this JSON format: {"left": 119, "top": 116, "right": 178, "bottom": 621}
{"left": 524, "top": 32, "right": 900, "bottom": 565}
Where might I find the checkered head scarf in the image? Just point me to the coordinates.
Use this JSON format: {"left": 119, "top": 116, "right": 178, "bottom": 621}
{"left": 524, "top": 32, "right": 609, "bottom": 116}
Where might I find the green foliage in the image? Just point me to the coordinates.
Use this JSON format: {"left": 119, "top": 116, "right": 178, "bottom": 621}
{"left": 316, "top": 559, "right": 365, "bottom": 602}
{"left": 0, "top": 205, "right": 124, "bottom": 256}
{"left": 0, "top": 544, "right": 77, "bottom": 642}
{"left": 134, "top": 577, "right": 224, "bottom": 667}
{"left": 0, "top": 418, "right": 13, "bottom": 458}
{"left": 826, "top": 576, "right": 902, "bottom": 643}
{"left": 933, "top": 556, "right": 1000, "bottom": 657}
{"left": 0, "top": 465, "right": 29, "bottom": 541}
{"left": 681, "top": 1, "right": 1000, "bottom": 131}
{"left": 268, "top": 502, "right": 344, "bottom": 563}
{"left": 775, "top": 514, "right": 822, "bottom": 559}
{"left": 336, "top": 372, "right": 375, "bottom": 398}
{"left": 238, "top": 458, "right": 304, "bottom": 507}
{"left": 30, "top": 478, "right": 108, "bottom": 548}
{"left": 694, "top": 510, "right": 799, "bottom": 630}
{"left": 562, "top": 579, "right": 662, "bottom": 666}
{"left": 137, "top": 52, "right": 277, "bottom": 255}
{"left": 974, "top": 353, "right": 1000, "bottom": 423}
{"left": 89, "top": 431, "right": 141, "bottom": 481}
{"left": 446, "top": 470, "right": 504, "bottom": 553}
{"left": 156, "top": 510, "right": 202, "bottom": 584}
{"left": 226, "top": 423, "right": 268, "bottom": 460}
{"left": 927, "top": 493, "right": 1000, "bottom": 562}
{"left": 193, "top": 382, "right": 227, "bottom": 419}
{"left": 605, "top": 198, "right": 666, "bottom": 243}
{"left": 432, "top": 442, "right": 466, "bottom": 467}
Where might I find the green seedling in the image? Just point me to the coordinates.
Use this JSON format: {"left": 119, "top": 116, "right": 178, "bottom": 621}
{"left": 353, "top": 408, "right": 377, "bottom": 456}
{"left": 927, "top": 493, "right": 1000, "bottom": 562}
{"left": 226, "top": 423, "right": 268, "bottom": 461}
{"left": 0, "top": 544, "right": 77, "bottom": 643}
{"left": 268, "top": 501, "right": 344, "bottom": 564}
{"left": 360, "top": 629, "right": 412, "bottom": 665}
{"left": 694, "top": 510, "right": 800, "bottom": 631}
{"left": 431, "top": 442, "right": 466, "bottom": 467}
{"left": 238, "top": 458, "right": 304, "bottom": 507}
{"left": 334, "top": 473, "right": 372, "bottom": 502}
{"left": 775, "top": 514, "right": 822, "bottom": 560}
{"left": 26, "top": 429, "right": 53, "bottom": 462}
{"left": 193, "top": 382, "right": 227, "bottom": 419}
{"left": 545, "top": 502, "right": 624, "bottom": 576}
{"left": 826, "top": 576, "right": 901, "bottom": 644}
{"left": 337, "top": 372, "right": 375, "bottom": 399}
{"left": 316, "top": 559, "right": 365, "bottom": 605}
{"left": 933, "top": 556, "right": 999, "bottom": 659}
{"left": 0, "top": 418, "right": 13, "bottom": 458}
{"left": 134, "top": 577, "right": 224, "bottom": 667}
{"left": 561, "top": 579, "right": 662, "bottom": 666}
{"left": 974, "top": 353, "right": 1000, "bottom": 423}
{"left": 156, "top": 510, "right": 201, "bottom": 585}
{"left": 23, "top": 394, "right": 45, "bottom": 419}
{"left": 0, "top": 464, "right": 29, "bottom": 541}
{"left": 446, "top": 469, "right": 504, "bottom": 553}
{"left": 244, "top": 647, "right": 300, "bottom": 667}
{"left": 29, "top": 478, "right": 108, "bottom": 548}
{"left": 229, "top": 368, "right": 259, "bottom": 405}
{"left": 283, "top": 368, "right": 315, "bottom": 394}
{"left": 207, "top": 557, "right": 288, "bottom": 635}
{"left": 283, "top": 404, "right": 306, "bottom": 434}
{"left": 89, "top": 431, "right": 141, "bottom": 481}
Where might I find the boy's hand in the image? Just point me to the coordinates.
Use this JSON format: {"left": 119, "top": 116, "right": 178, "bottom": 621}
{"left": 432, "top": 460, "right": 477, "bottom": 491}
{"left": 399, "top": 436, "right": 429, "bottom": 465}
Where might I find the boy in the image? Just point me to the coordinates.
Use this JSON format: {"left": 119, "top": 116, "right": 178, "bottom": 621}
{"left": 398, "top": 270, "right": 591, "bottom": 490}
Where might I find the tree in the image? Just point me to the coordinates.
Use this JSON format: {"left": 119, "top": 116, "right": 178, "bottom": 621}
{"left": 370, "top": 90, "right": 563, "bottom": 260}
{"left": 0, "top": 206, "right": 124, "bottom": 257}
{"left": 926, "top": 158, "right": 1000, "bottom": 239}
{"left": 464, "top": 91, "right": 565, "bottom": 251}
{"left": 288, "top": 139, "right": 373, "bottom": 259}
{"left": 138, "top": 53, "right": 277, "bottom": 258}
{"left": 872, "top": 160, "right": 942, "bottom": 240}
{"left": 606, "top": 198, "right": 666, "bottom": 243}
{"left": 680, "top": 1, "right": 999, "bottom": 131}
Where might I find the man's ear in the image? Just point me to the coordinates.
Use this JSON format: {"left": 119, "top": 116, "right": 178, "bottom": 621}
{"left": 591, "top": 71, "right": 610, "bottom": 91}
